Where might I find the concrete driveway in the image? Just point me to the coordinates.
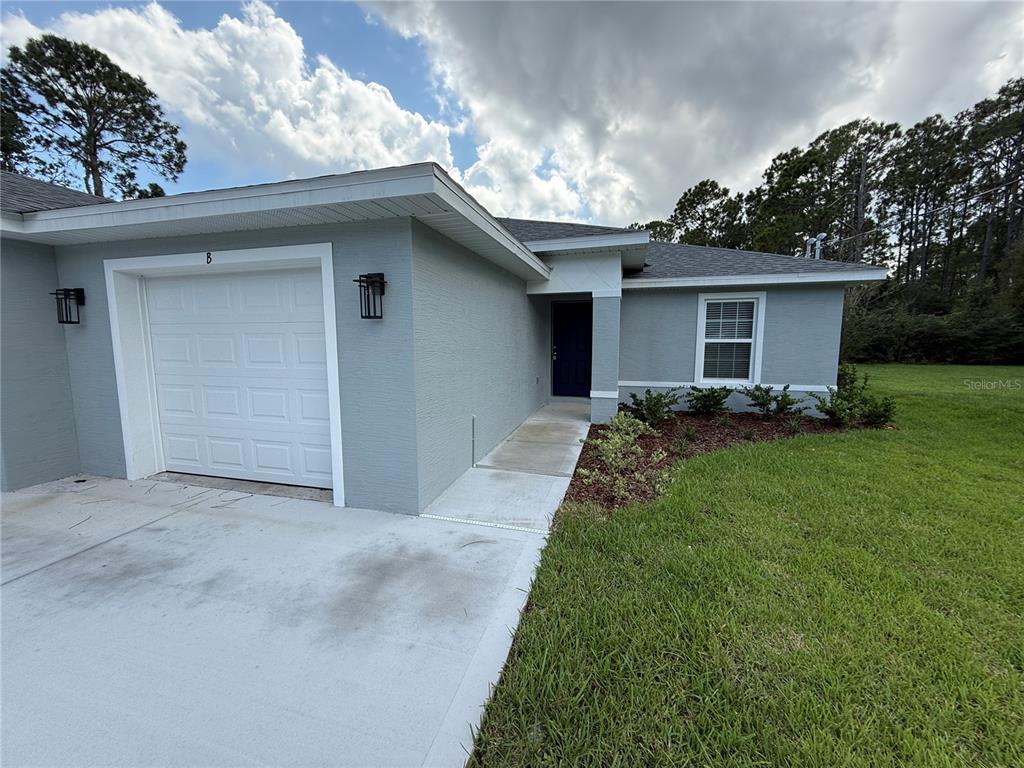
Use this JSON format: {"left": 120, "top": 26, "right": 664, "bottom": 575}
{"left": 1, "top": 475, "right": 548, "bottom": 767}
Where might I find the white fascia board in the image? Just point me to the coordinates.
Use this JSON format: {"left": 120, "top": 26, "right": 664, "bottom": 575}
{"left": 622, "top": 269, "right": 888, "bottom": 289}
{"left": 18, "top": 164, "right": 439, "bottom": 233}
{"left": 523, "top": 231, "right": 649, "bottom": 253}
{"left": 430, "top": 168, "right": 550, "bottom": 279}
{"left": 0, "top": 212, "right": 25, "bottom": 235}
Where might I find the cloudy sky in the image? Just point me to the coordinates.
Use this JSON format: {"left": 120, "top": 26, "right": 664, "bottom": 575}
{"left": 2, "top": 1, "right": 1021, "bottom": 224}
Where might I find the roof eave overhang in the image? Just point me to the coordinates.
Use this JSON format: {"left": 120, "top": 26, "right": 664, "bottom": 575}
{"left": 622, "top": 270, "right": 889, "bottom": 289}
{"left": 524, "top": 231, "right": 649, "bottom": 270}
{"left": 0, "top": 163, "right": 550, "bottom": 281}
{"left": 429, "top": 167, "right": 549, "bottom": 279}
{"left": 0, "top": 211, "right": 26, "bottom": 234}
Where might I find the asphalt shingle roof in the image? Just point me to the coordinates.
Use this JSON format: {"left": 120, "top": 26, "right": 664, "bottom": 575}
{"left": 1, "top": 171, "right": 110, "bottom": 213}
{"left": 499, "top": 216, "right": 884, "bottom": 278}
{"left": 497, "top": 217, "right": 631, "bottom": 242}
{"left": 631, "top": 240, "right": 885, "bottom": 279}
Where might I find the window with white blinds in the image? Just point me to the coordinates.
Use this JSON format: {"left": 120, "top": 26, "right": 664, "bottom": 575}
{"left": 698, "top": 297, "right": 760, "bottom": 382}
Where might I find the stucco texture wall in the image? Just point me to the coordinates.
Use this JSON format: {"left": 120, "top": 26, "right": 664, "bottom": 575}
{"left": 52, "top": 219, "right": 420, "bottom": 513}
{"left": 619, "top": 284, "right": 845, "bottom": 389}
{"left": 1, "top": 237, "right": 81, "bottom": 490}
{"left": 410, "top": 220, "right": 547, "bottom": 508}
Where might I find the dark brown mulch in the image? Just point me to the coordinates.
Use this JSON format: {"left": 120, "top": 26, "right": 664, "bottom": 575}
{"left": 564, "top": 411, "right": 842, "bottom": 509}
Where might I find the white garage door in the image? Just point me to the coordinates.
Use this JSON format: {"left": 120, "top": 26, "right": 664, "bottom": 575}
{"left": 146, "top": 268, "right": 333, "bottom": 488}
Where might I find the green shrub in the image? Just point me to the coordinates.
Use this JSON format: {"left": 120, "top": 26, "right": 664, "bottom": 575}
{"left": 862, "top": 394, "right": 897, "bottom": 427}
{"left": 812, "top": 364, "right": 896, "bottom": 428}
{"left": 739, "top": 383, "right": 807, "bottom": 418}
{"left": 686, "top": 386, "right": 732, "bottom": 415}
{"left": 739, "top": 384, "right": 775, "bottom": 417}
{"left": 627, "top": 388, "right": 681, "bottom": 425}
{"left": 771, "top": 385, "right": 806, "bottom": 418}
{"left": 837, "top": 362, "right": 860, "bottom": 392}
{"left": 811, "top": 386, "right": 861, "bottom": 428}
{"left": 786, "top": 415, "right": 804, "bottom": 435}
{"left": 577, "top": 412, "right": 655, "bottom": 505}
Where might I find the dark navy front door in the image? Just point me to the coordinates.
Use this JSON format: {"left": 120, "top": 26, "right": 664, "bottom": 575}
{"left": 552, "top": 301, "right": 592, "bottom": 397}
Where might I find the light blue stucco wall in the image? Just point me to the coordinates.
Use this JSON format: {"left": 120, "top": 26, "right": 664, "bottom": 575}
{"left": 620, "top": 290, "right": 699, "bottom": 384}
{"left": 619, "top": 284, "right": 846, "bottom": 407}
{"left": 51, "top": 220, "right": 421, "bottom": 513}
{"left": 760, "top": 285, "right": 845, "bottom": 385}
{"left": 410, "top": 220, "right": 548, "bottom": 507}
{"left": 1, "top": 237, "right": 81, "bottom": 490}
{"left": 526, "top": 250, "right": 622, "bottom": 296}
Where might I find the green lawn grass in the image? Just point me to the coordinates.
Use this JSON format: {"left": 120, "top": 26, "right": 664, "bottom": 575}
{"left": 472, "top": 365, "right": 1024, "bottom": 767}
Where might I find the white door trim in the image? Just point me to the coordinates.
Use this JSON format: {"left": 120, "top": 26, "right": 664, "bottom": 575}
{"left": 104, "top": 243, "right": 345, "bottom": 506}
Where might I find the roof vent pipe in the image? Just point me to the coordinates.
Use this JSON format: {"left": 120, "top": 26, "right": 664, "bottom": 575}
{"left": 814, "top": 233, "right": 827, "bottom": 260}
{"left": 805, "top": 238, "right": 815, "bottom": 259}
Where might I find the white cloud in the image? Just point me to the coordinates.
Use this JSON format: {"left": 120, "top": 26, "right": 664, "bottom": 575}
{"left": 2, "top": 1, "right": 1020, "bottom": 223}
{"left": 452, "top": 139, "right": 582, "bottom": 218}
{"left": 370, "top": 1, "right": 1024, "bottom": 223}
{"left": 0, "top": 1, "right": 453, "bottom": 184}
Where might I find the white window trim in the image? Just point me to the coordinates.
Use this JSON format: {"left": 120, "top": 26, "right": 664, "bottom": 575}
{"left": 104, "top": 242, "right": 345, "bottom": 507}
{"left": 618, "top": 380, "right": 829, "bottom": 393}
{"left": 694, "top": 291, "right": 766, "bottom": 386}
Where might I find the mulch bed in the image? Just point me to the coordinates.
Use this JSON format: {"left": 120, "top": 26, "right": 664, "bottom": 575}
{"left": 564, "top": 411, "right": 842, "bottom": 509}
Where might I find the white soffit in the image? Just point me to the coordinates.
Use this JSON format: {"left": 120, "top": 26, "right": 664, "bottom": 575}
{"left": 2, "top": 164, "right": 549, "bottom": 281}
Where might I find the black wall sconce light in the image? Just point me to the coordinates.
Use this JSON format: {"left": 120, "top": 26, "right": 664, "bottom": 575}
{"left": 51, "top": 288, "right": 85, "bottom": 324}
{"left": 353, "top": 273, "right": 386, "bottom": 319}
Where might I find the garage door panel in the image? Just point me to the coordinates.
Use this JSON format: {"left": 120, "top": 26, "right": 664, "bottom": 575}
{"left": 163, "top": 432, "right": 205, "bottom": 469}
{"left": 147, "top": 269, "right": 323, "bottom": 324}
{"left": 151, "top": 334, "right": 193, "bottom": 367}
{"left": 203, "top": 386, "right": 243, "bottom": 420}
{"left": 207, "top": 437, "right": 246, "bottom": 471}
{"left": 248, "top": 387, "right": 290, "bottom": 423}
{"left": 150, "top": 324, "right": 327, "bottom": 378}
{"left": 147, "top": 269, "right": 332, "bottom": 489}
{"left": 158, "top": 385, "right": 198, "bottom": 417}
{"left": 197, "top": 334, "right": 237, "bottom": 367}
{"left": 301, "top": 443, "right": 334, "bottom": 477}
{"left": 296, "top": 389, "right": 330, "bottom": 424}
{"left": 159, "top": 426, "right": 332, "bottom": 487}
{"left": 156, "top": 381, "right": 328, "bottom": 424}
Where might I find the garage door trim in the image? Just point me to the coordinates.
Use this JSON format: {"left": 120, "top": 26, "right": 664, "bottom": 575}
{"left": 104, "top": 243, "right": 345, "bottom": 506}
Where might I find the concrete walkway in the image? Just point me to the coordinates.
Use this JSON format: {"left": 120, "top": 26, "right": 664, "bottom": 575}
{"left": 423, "top": 402, "right": 590, "bottom": 532}
{"left": 1, "top": 402, "right": 590, "bottom": 767}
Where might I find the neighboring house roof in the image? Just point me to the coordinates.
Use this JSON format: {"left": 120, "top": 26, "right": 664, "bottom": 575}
{"left": 630, "top": 240, "right": 885, "bottom": 280}
{"left": 0, "top": 171, "right": 110, "bottom": 213}
{"left": 497, "top": 217, "right": 630, "bottom": 242}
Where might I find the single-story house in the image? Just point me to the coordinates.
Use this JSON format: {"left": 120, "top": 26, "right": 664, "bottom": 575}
{"left": 0, "top": 164, "right": 886, "bottom": 514}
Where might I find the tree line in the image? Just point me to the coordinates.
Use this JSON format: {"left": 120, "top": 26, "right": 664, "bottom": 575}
{"left": 632, "top": 78, "right": 1024, "bottom": 364}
